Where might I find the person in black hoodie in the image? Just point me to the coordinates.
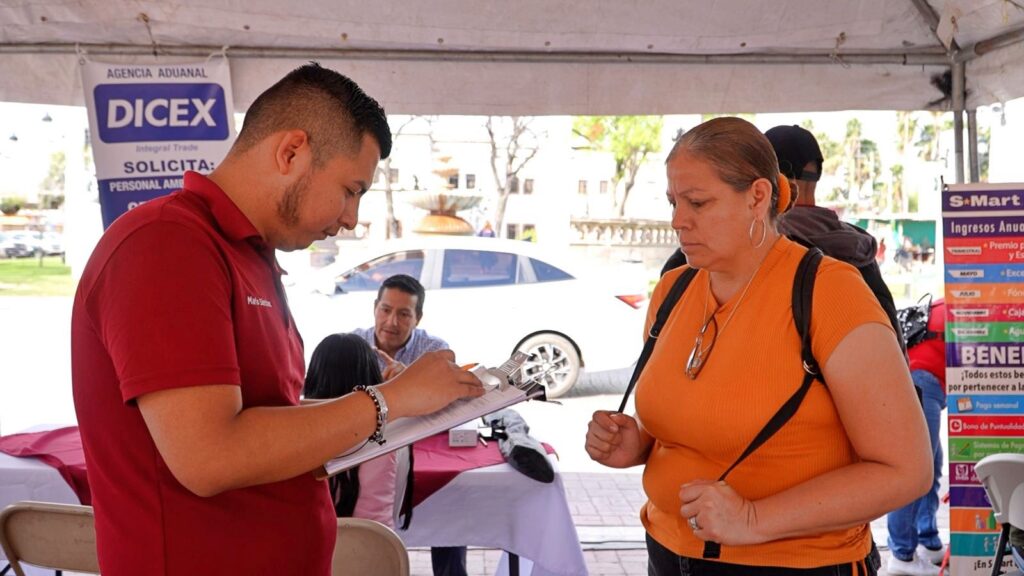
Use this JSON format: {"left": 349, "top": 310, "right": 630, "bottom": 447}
{"left": 768, "top": 125, "right": 928, "bottom": 574}
{"left": 663, "top": 124, "right": 905, "bottom": 360}
{"left": 766, "top": 124, "right": 907, "bottom": 356}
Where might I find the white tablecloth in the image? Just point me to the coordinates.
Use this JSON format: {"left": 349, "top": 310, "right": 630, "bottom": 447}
{"left": 0, "top": 450, "right": 81, "bottom": 576}
{"left": 400, "top": 455, "right": 588, "bottom": 576}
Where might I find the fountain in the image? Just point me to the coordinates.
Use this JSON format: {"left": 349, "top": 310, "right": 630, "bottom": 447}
{"left": 406, "top": 155, "right": 483, "bottom": 236}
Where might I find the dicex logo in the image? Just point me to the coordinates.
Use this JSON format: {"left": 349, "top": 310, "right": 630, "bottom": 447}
{"left": 94, "top": 83, "right": 229, "bottom": 143}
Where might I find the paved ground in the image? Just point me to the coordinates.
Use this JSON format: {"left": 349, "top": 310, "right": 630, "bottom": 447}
{"left": 407, "top": 468, "right": 951, "bottom": 575}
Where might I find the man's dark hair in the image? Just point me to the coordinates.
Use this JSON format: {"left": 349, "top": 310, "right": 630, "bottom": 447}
{"left": 234, "top": 63, "right": 392, "bottom": 165}
{"left": 377, "top": 274, "right": 426, "bottom": 319}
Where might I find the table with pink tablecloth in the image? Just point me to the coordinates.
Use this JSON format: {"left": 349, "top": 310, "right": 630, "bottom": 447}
{"left": 0, "top": 427, "right": 587, "bottom": 576}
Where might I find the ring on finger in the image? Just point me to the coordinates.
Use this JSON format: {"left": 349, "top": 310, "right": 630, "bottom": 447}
{"left": 688, "top": 516, "right": 701, "bottom": 531}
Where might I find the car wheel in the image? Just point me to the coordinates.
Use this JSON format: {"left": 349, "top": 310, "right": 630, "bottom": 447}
{"left": 516, "top": 333, "right": 581, "bottom": 399}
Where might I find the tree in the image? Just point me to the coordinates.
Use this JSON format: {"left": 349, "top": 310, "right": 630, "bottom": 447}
{"left": 38, "top": 150, "right": 66, "bottom": 209}
{"left": 915, "top": 111, "right": 950, "bottom": 162}
{"left": 895, "top": 111, "right": 918, "bottom": 156}
{"left": 888, "top": 164, "right": 904, "bottom": 214}
{"left": 979, "top": 124, "right": 991, "bottom": 182}
{"left": 485, "top": 116, "right": 539, "bottom": 237}
{"left": 572, "top": 115, "right": 663, "bottom": 217}
{"left": 799, "top": 120, "right": 844, "bottom": 203}
{"left": 887, "top": 112, "right": 919, "bottom": 213}
{"left": 374, "top": 116, "right": 423, "bottom": 239}
{"left": 840, "top": 118, "right": 881, "bottom": 202}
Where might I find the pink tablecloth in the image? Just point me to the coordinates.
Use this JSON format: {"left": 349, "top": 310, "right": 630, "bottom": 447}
{"left": 0, "top": 427, "right": 553, "bottom": 510}
{"left": 0, "top": 427, "right": 90, "bottom": 505}
{"left": 411, "top": 432, "right": 554, "bottom": 507}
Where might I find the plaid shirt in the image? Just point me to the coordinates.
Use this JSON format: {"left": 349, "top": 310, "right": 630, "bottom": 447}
{"left": 350, "top": 326, "right": 450, "bottom": 371}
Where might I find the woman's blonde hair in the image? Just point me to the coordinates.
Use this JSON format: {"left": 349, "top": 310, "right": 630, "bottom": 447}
{"left": 667, "top": 117, "right": 785, "bottom": 219}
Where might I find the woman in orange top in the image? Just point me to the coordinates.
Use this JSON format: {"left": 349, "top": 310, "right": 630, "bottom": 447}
{"left": 585, "top": 117, "right": 931, "bottom": 575}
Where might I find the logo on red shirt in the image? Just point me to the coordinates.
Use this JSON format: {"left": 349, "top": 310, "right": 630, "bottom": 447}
{"left": 246, "top": 295, "right": 272, "bottom": 308}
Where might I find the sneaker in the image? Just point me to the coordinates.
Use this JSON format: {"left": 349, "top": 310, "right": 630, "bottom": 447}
{"left": 916, "top": 543, "right": 946, "bottom": 565}
{"left": 887, "top": 553, "right": 941, "bottom": 576}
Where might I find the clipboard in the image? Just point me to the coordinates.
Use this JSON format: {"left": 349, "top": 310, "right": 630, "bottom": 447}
{"left": 318, "top": 351, "right": 546, "bottom": 478}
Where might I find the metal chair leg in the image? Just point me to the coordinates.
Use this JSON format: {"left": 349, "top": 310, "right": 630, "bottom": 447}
{"left": 993, "top": 523, "right": 1011, "bottom": 576}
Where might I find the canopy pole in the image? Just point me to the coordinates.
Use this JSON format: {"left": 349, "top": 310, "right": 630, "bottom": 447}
{"left": 0, "top": 42, "right": 950, "bottom": 66}
{"left": 967, "top": 109, "right": 980, "bottom": 183}
{"left": 952, "top": 61, "right": 966, "bottom": 184}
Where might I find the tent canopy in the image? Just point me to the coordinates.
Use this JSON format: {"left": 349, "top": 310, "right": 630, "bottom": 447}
{"left": 2, "top": 0, "right": 1023, "bottom": 115}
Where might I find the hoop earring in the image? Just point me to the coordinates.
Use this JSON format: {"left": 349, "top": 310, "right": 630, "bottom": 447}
{"left": 748, "top": 218, "right": 767, "bottom": 248}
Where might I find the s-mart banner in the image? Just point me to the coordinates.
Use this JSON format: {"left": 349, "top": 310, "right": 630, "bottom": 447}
{"left": 944, "top": 184, "right": 1024, "bottom": 576}
{"left": 945, "top": 284, "right": 1024, "bottom": 304}
{"left": 944, "top": 237, "right": 1024, "bottom": 264}
{"left": 80, "top": 56, "right": 236, "bottom": 228}
{"left": 950, "top": 394, "right": 1024, "bottom": 414}
{"left": 947, "top": 304, "right": 1024, "bottom": 323}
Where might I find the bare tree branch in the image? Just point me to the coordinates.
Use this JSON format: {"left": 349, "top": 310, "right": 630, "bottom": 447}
{"left": 485, "top": 115, "right": 539, "bottom": 237}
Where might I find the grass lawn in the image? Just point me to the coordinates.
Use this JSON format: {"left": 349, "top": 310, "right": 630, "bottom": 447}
{"left": 0, "top": 256, "right": 75, "bottom": 296}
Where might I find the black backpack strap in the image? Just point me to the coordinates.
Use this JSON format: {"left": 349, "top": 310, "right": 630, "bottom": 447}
{"left": 616, "top": 267, "right": 699, "bottom": 413}
{"left": 794, "top": 248, "right": 824, "bottom": 382}
{"left": 702, "top": 249, "right": 823, "bottom": 560}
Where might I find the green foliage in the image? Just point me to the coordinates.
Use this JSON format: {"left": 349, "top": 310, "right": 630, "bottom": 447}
{"left": 40, "top": 150, "right": 65, "bottom": 195}
{"left": 40, "top": 194, "right": 65, "bottom": 209}
{"left": 815, "top": 132, "right": 842, "bottom": 177}
{"left": 572, "top": 116, "right": 663, "bottom": 215}
{"left": 915, "top": 111, "right": 946, "bottom": 162}
{"left": 890, "top": 164, "right": 904, "bottom": 212}
{"left": 0, "top": 197, "right": 24, "bottom": 215}
{"left": 841, "top": 119, "right": 881, "bottom": 200}
{"left": 895, "top": 112, "right": 917, "bottom": 156}
{"left": 573, "top": 116, "right": 663, "bottom": 179}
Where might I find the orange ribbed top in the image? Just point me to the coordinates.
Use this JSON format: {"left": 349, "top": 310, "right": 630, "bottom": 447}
{"left": 637, "top": 236, "right": 891, "bottom": 568}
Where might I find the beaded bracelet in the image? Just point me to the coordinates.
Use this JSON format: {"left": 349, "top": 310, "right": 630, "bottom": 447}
{"left": 354, "top": 385, "right": 388, "bottom": 445}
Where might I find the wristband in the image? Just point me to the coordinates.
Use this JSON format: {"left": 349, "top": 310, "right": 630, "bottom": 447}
{"left": 355, "top": 385, "right": 388, "bottom": 445}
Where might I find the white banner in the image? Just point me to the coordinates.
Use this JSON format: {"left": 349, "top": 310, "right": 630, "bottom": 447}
{"left": 80, "top": 57, "right": 236, "bottom": 228}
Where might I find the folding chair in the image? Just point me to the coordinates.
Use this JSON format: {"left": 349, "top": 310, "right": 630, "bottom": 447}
{"left": 975, "top": 453, "right": 1024, "bottom": 576}
{"left": 0, "top": 501, "right": 99, "bottom": 576}
{"left": 332, "top": 517, "right": 409, "bottom": 576}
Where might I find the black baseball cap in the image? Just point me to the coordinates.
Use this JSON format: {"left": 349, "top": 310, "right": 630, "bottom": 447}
{"left": 765, "top": 125, "right": 823, "bottom": 181}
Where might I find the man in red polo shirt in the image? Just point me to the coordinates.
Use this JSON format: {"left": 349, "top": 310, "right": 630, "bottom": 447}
{"left": 72, "top": 64, "right": 484, "bottom": 576}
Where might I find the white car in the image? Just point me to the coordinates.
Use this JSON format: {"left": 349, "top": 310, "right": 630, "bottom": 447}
{"left": 287, "top": 237, "right": 650, "bottom": 397}
{"left": 1, "top": 231, "right": 64, "bottom": 257}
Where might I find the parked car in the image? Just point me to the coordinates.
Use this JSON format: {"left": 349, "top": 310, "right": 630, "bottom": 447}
{"left": 0, "top": 231, "right": 63, "bottom": 258}
{"left": 0, "top": 233, "right": 14, "bottom": 258}
{"left": 36, "top": 232, "right": 64, "bottom": 256}
{"left": 288, "top": 236, "right": 650, "bottom": 397}
{"left": 0, "top": 232, "right": 34, "bottom": 258}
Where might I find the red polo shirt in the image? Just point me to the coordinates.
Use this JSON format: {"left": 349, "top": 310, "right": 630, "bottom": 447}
{"left": 72, "top": 172, "right": 335, "bottom": 576}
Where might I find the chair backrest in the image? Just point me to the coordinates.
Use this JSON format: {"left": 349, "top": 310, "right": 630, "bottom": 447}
{"left": 332, "top": 517, "right": 409, "bottom": 576}
{"left": 0, "top": 501, "right": 100, "bottom": 576}
{"left": 976, "top": 453, "right": 1024, "bottom": 527}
